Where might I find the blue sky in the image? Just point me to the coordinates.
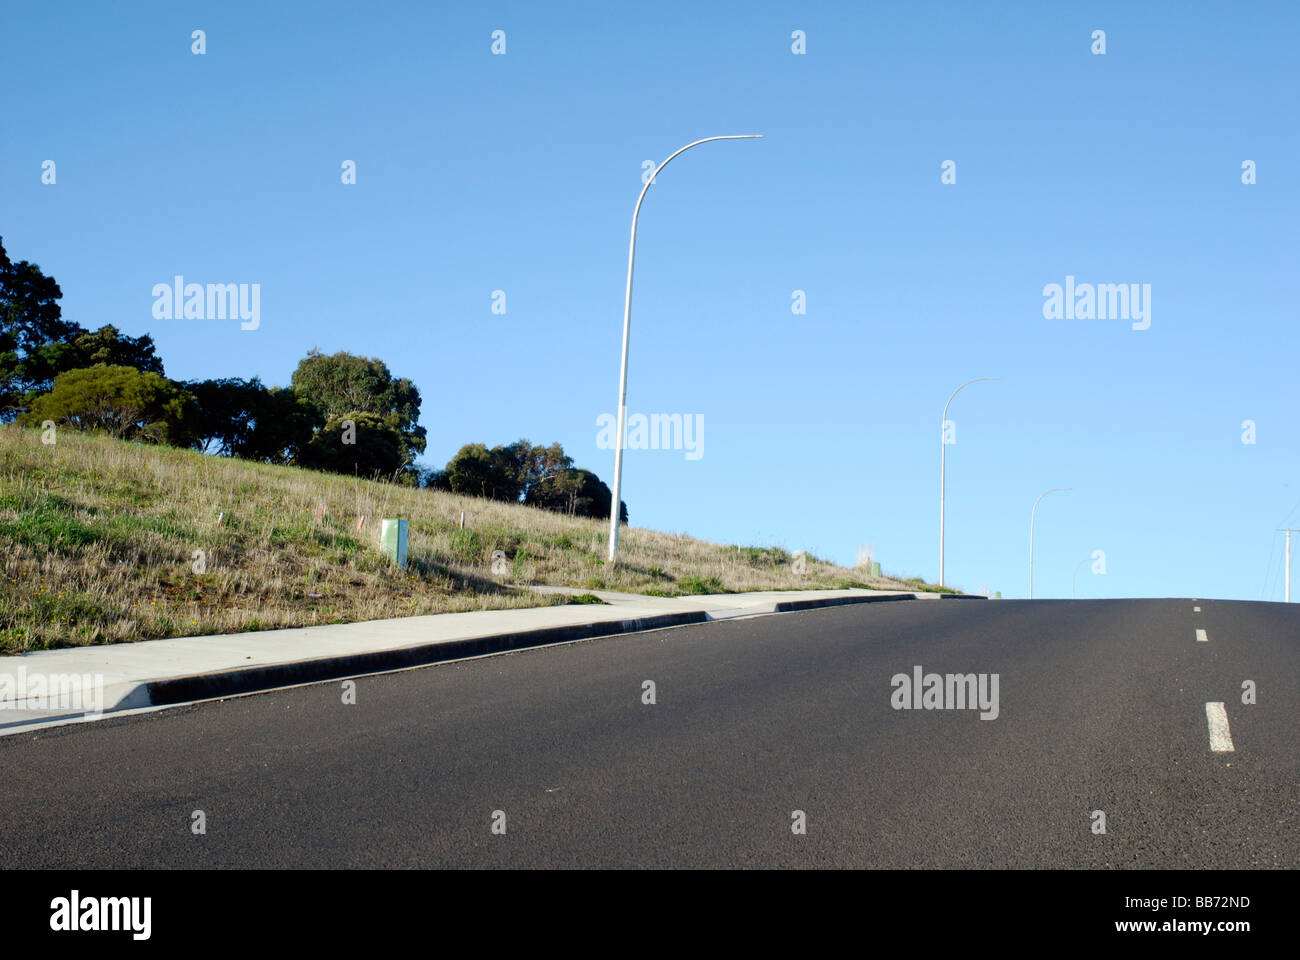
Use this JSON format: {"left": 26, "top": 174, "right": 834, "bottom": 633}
{"left": 3, "top": 1, "right": 1297, "bottom": 599}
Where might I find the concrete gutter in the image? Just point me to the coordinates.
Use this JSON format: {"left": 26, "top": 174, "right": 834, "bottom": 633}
{"left": 143, "top": 611, "right": 709, "bottom": 707}
{"left": 0, "top": 587, "right": 931, "bottom": 734}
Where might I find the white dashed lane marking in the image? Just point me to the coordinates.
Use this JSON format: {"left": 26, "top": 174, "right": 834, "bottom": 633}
{"left": 1196, "top": 628, "right": 1208, "bottom": 642}
{"left": 1206, "top": 702, "right": 1235, "bottom": 752}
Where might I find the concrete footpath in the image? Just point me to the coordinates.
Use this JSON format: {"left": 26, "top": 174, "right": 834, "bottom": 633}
{"left": 0, "top": 587, "right": 955, "bottom": 734}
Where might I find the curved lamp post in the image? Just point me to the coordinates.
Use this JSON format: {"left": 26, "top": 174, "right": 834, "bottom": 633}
{"left": 1029, "top": 487, "right": 1071, "bottom": 598}
{"left": 607, "top": 135, "right": 763, "bottom": 563}
{"left": 1072, "top": 556, "right": 1090, "bottom": 599}
{"left": 939, "top": 377, "right": 999, "bottom": 587}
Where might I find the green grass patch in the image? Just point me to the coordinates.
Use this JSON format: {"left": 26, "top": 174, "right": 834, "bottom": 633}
{"left": 676, "top": 575, "right": 727, "bottom": 595}
{"left": 0, "top": 511, "right": 104, "bottom": 549}
{"left": 735, "top": 545, "right": 793, "bottom": 566}
{"left": 901, "top": 577, "right": 955, "bottom": 594}
{"left": 448, "top": 528, "right": 487, "bottom": 564}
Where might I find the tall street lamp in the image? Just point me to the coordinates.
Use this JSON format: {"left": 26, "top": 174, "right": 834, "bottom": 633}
{"left": 607, "top": 135, "right": 763, "bottom": 563}
{"left": 1072, "top": 556, "right": 1090, "bottom": 599}
{"left": 939, "top": 377, "right": 999, "bottom": 587}
{"left": 1029, "top": 487, "right": 1071, "bottom": 599}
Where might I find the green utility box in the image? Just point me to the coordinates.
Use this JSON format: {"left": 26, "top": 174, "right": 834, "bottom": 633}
{"left": 380, "top": 518, "right": 408, "bottom": 568}
{"left": 870, "top": 561, "right": 881, "bottom": 577}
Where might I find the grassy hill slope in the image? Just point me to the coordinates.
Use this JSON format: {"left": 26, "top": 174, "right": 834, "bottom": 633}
{"left": 0, "top": 425, "right": 940, "bottom": 653}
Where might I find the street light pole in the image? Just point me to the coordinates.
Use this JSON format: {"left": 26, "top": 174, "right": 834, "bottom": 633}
{"left": 607, "top": 135, "right": 763, "bottom": 563}
{"left": 1278, "top": 527, "right": 1297, "bottom": 603}
{"left": 1072, "top": 556, "right": 1090, "bottom": 599}
{"left": 939, "top": 377, "right": 999, "bottom": 587}
{"left": 1029, "top": 487, "right": 1071, "bottom": 599}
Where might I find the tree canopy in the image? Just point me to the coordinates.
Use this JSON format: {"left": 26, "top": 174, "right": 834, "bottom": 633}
{"left": 2, "top": 238, "right": 165, "bottom": 417}
{"left": 290, "top": 349, "right": 426, "bottom": 479}
{"left": 19, "top": 364, "right": 195, "bottom": 444}
{"left": 183, "top": 377, "right": 319, "bottom": 462}
{"left": 435, "top": 438, "right": 627, "bottom": 522}
{"left": 298, "top": 411, "right": 410, "bottom": 480}
{"left": 1, "top": 236, "right": 76, "bottom": 416}
{"left": 525, "top": 467, "right": 627, "bottom": 523}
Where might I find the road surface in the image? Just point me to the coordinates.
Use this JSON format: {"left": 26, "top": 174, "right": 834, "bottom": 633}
{"left": 1, "top": 598, "right": 1295, "bottom": 868}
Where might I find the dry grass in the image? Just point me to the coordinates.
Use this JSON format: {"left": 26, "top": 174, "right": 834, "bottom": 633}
{"left": 0, "top": 425, "right": 929, "bottom": 653}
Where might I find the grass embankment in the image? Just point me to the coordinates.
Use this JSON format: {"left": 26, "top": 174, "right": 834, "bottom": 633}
{"left": 0, "top": 425, "right": 941, "bottom": 653}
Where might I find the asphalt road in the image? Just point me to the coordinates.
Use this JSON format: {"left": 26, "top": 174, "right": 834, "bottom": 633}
{"left": 1, "top": 598, "right": 1295, "bottom": 868}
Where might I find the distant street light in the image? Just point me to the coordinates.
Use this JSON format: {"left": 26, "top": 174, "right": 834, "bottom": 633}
{"left": 1072, "top": 556, "right": 1090, "bottom": 599}
{"left": 1278, "top": 527, "right": 1297, "bottom": 603}
{"left": 1029, "top": 487, "right": 1071, "bottom": 599}
{"left": 607, "top": 135, "right": 763, "bottom": 563}
{"left": 939, "top": 377, "right": 999, "bottom": 587}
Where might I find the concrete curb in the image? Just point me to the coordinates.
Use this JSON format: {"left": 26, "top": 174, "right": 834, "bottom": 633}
{"left": 144, "top": 611, "right": 711, "bottom": 707}
{"left": 2, "top": 589, "right": 931, "bottom": 733}
{"left": 773, "top": 593, "right": 916, "bottom": 613}
{"left": 148, "top": 593, "right": 924, "bottom": 706}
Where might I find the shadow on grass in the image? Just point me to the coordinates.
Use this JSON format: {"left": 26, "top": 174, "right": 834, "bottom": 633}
{"left": 406, "top": 556, "right": 531, "bottom": 597}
